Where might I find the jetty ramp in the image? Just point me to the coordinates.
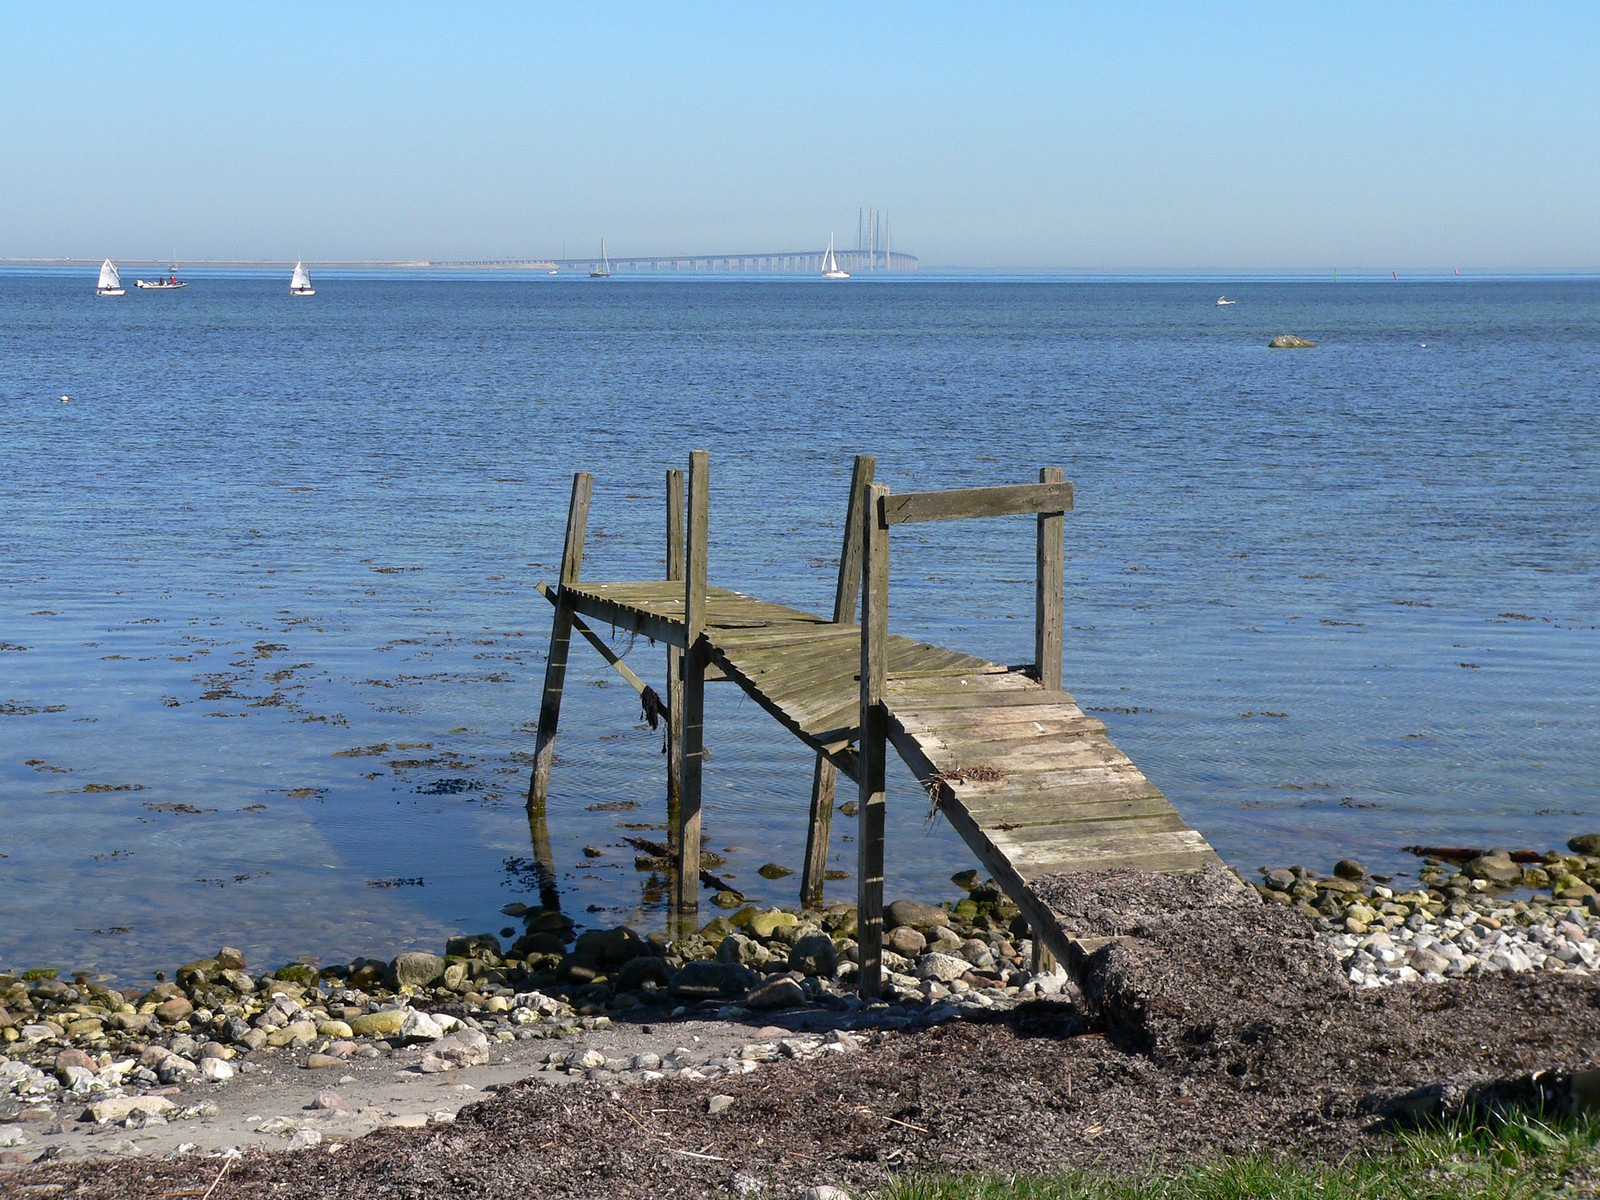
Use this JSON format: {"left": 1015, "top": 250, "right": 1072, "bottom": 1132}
{"left": 531, "top": 452, "right": 1219, "bottom": 996}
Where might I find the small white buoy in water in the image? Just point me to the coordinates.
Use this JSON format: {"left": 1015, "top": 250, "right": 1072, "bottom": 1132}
{"left": 60, "top": 394, "right": 69, "bottom": 403}
{"left": 1420, "top": 343, "right": 1427, "bottom": 348}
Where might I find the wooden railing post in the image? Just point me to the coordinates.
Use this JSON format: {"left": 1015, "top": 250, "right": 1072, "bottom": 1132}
{"left": 857, "top": 482, "right": 890, "bottom": 999}
{"left": 1034, "top": 466, "right": 1065, "bottom": 691}
{"left": 665, "top": 468, "right": 686, "bottom": 856}
{"left": 801, "top": 454, "right": 876, "bottom": 909}
{"left": 672, "top": 450, "right": 710, "bottom": 924}
{"left": 529, "top": 472, "right": 593, "bottom": 808}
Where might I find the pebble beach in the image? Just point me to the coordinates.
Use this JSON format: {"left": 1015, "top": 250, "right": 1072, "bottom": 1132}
{"left": 4, "top": 833, "right": 1599, "bottom": 1168}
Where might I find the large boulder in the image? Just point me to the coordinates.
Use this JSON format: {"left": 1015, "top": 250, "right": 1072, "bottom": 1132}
{"left": 716, "top": 933, "right": 765, "bottom": 966}
{"left": 747, "top": 911, "right": 799, "bottom": 940}
{"left": 389, "top": 952, "right": 446, "bottom": 990}
{"left": 1463, "top": 854, "right": 1521, "bottom": 885}
{"left": 1569, "top": 833, "right": 1600, "bottom": 856}
{"left": 788, "top": 934, "right": 838, "bottom": 978}
{"left": 349, "top": 1008, "right": 408, "bottom": 1038}
{"left": 886, "top": 900, "right": 950, "bottom": 932}
{"left": 916, "top": 952, "right": 971, "bottom": 982}
{"left": 669, "top": 960, "right": 757, "bottom": 1000}
{"left": 745, "top": 977, "right": 806, "bottom": 1010}
{"left": 614, "top": 956, "right": 672, "bottom": 993}
{"left": 574, "top": 926, "right": 648, "bottom": 968}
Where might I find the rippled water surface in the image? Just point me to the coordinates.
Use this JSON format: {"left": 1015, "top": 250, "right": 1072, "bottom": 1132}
{"left": 2, "top": 270, "right": 1596, "bottom": 979}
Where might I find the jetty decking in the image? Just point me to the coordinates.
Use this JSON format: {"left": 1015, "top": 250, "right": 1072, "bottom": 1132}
{"left": 530, "top": 452, "right": 1218, "bottom": 996}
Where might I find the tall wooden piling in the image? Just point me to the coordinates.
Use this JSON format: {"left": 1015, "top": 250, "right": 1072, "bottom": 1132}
{"left": 671, "top": 450, "right": 710, "bottom": 923}
{"left": 1034, "top": 466, "right": 1066, "bottom": 691}
{"left": 800, "top": 454, "right": 875, "bottom": 909}
{"left": 665, "top": 468, "right": 686, "bottom": 856}
{"left": 856, "top": 481, "right": 890, "bottom": 999}
{"left": 529, "top": 472, "right": 593, "bottom": 808}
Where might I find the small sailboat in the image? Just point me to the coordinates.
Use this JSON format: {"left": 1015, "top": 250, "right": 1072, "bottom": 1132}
{"left": 1215, "top": 296, "right": 1236, "bottom": 305}
{"left": 290, "top": 260, "right": 315, "bottom": 296}
{"left": 135, "top": 264, "right": 187, "bottom": 290}
{"left": 96, "top": 259, "right": 125, "bottom": 296}
{"left": 589, "top": 240, "right": 611, "bottom": 278}
{"left": 821, "top": 234, "right": 849, "bottom": 279}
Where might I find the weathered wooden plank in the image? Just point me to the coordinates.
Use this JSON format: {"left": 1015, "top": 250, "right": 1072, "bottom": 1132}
{"left": 857, "top": 482, "right": 890, "bottom": 1000}
{"left": 885, "top": 674, "right": 1040, "bottom": 701}
{"left": 565, "top": 590, "right": 685, "bottom": 647}
{"left": 893, "top": 706, "right": 1102, "bottom": 736}
{"left": 943, "top": 768, "right": 1166, "bottom": 809}
{"left": 994, "top": 828, "right": 1218, "bottom": 870}
{"left": 887, "top": 687, "right": 1085, "bottom": 711}
{"left": 949, "top": 793, "right": 1180, "bottom": 827}
{"left": 914, "top": 734, "right": 1139, "bottom": 776}
{"left": 1035, "top": 467, "right": 1065, "bottom": 691}
{"left": 907, "top": 724, "right": 1118, "bottom": 761}
{"left": 881, "top": 480, "right": 1074, "bottom": 526}
{"left": 982, "top": 811, "right": 1195, "bottom": 847}
{"left": 530, "top": 472, "right": 593, "bottom": 807}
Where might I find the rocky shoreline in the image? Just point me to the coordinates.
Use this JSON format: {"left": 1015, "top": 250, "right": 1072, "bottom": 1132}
{"left": 4, "top": 835, "right": 1599, "bottom": 1171}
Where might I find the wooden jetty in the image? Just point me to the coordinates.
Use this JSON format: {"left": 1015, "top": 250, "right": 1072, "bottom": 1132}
{"left": 530, "top": 451, "right": 1219, "bottom": 997}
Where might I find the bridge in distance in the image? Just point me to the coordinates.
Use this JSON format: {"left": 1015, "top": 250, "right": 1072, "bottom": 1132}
{"left": 439, "top": 248, "right": 918, "bottom": 274}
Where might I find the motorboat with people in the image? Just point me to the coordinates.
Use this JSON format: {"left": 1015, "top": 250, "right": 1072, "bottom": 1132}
{"left": 96, "top": 259, "right": 124, "bottom": 296}
{"left": 136, "top": 265, "right": 187, "bottom": 289}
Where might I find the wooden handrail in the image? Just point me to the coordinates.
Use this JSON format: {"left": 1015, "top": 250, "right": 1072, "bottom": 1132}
{"left": 880, "top": 480, "right": 1073, "bottom": 525}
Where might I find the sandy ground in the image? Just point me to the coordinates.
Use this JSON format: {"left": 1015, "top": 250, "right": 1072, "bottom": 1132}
{"left": 4, "top": 1011, "right": 839, "bottom": 1166}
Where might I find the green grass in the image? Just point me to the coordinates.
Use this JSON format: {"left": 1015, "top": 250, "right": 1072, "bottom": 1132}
{"left": 872, "top": 1114, "right": 1600, "bottom": 1200}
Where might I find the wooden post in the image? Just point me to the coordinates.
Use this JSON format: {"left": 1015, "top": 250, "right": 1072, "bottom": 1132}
{"left": 529, "top": 472, "right": 593, "bottom": 808}
{"left": 1030, "top": 933, "right": 1057, "bottom": 976}
{"left": 672, "top": 450, "right": 709, "bottom": 924}
{"left": 665, "top": 468, "right": 685, "bottom": 857}
{"left": 857, "top": 482, "right": 890, "bottom": 999}
{"left": 1034, "top": 467, "right": 1065, "bottom": 691}
{"left": 801, "top": 454, "right": 876, "bottom": 909}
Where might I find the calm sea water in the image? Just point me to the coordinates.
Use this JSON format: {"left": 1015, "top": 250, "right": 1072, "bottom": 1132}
{"left": 2, "top": 269, "right": 1596, "bottom": 981}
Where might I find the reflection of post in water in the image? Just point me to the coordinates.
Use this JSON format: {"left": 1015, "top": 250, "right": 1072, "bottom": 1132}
{"left": 525, "top": 796, "right": 561, "bottom": 913}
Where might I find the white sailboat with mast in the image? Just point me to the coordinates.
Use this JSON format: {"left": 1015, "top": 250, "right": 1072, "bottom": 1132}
{"left": 821, "top": 234, "right": 849, "bottom": 279}
{"left": 290, "top": 260, "right": 315, "bottom": 296}
{"left": 96, "top": 259, "right": 124, "bottom": 296}
{"left": 589, "top": 240, "right": 611, "bottom": 278}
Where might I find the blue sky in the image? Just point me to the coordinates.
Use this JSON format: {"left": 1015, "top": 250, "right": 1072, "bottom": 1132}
{"left": 2, "top": 3, "right": 1596, "bottom": 269}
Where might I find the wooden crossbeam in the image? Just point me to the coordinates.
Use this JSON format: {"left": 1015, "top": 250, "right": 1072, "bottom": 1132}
{"left": 880, "top": 480, "right": 1074, "bottom": 526}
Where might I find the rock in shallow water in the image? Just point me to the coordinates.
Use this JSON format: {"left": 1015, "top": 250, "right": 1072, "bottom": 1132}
{"left": 1267, "top": 334, "right": 1317, "bottom": 348}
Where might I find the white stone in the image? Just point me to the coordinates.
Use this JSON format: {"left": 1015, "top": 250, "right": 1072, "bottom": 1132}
{"left": 201, "top": 1057, "right": 235, "bottom": 1082}
{"left": 84, "top": 1094, "right": 177, "bottom": 1124}
{"left": 398, "top": 1010, "right": 445, "bottom": 1042}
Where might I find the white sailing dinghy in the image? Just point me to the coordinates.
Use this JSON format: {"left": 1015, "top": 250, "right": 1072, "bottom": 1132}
{"left": 290, "top": 261, "right": 315, "bottom": 296}
{"left": 589, "top": 240, "right": 611, "bottom": 278}
{"left": 96, "top": 259, "right": 125, "bottom": 296}
{"left": 821, "top": 234, "right": 849, "bottom": 279}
